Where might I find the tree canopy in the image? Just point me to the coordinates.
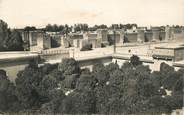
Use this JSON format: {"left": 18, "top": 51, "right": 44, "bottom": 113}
{"left": 0, "top": 19, "right": 24, "bottom": 51}
{"left": 0, "top": 58, "right": 183, "bottom": 114}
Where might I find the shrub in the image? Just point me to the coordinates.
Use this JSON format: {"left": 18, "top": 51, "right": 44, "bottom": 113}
{"left": 130, "top": 55, "right": 142, "bottom": 66}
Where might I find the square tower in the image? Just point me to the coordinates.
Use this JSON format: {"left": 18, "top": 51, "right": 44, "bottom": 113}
{"left": 29, "top": 31, "right": 51, "bottom": 52}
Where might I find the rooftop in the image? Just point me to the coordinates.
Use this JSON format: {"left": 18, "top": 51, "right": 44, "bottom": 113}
{"left": 155, "top": 43, "right": 184, "bottom": 50}
{"left": 0, "top": 52, "right": 38, "bottom": 60}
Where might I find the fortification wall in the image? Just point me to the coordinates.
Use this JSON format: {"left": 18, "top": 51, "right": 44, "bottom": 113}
{"left": 173, "top": 32, "right": 184, "bottom": 41}
{"left": 159, "top": 32, "right": 165, "bottom": 41}
{"left": 145, "top": 32, "right": 153, "bottom": 42}
{"left": 124, "top": 33, "right": 137, "bottom": 43}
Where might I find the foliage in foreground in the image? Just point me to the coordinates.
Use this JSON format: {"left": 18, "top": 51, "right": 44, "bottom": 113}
{"left": 0, "top": 20, "right": 24, "bottom": 51}
{"left": 0, "top": 57, "right": 183, "bottom": 114}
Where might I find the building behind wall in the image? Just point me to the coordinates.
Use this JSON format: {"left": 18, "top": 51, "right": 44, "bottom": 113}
{"left": 159, "top": 31, "right": 166, "bottom": 41}
{"left": 50, "top": 35, "right": 62, "bottom": 48}
{"left": 117, "top": 29, "right": 125, "bottom": 43}
{"left": 152, "top": 45, "right": 184, "bottom": 61}
{"left": 107, "top": 29, "right": 125, "bottom": 46}
{"left": 73, "top": 31, "right": 101, "bottom": 49}
{"left": 68, "top": 33, "right": 84, "bottom": 47}
{"left": 97, "top": 29, "right": 109, "bottom": 46}
{"left": 21, "top": 31, "right": 29, "bottom": 43}
{"left": 137, "top": 29, "right": 145, "bottom": 42}
{"left": 172, "top": 27, "right": 184, "bottom": 42}
{"left": 28, "top": 31, "right": 51, "bottom": 52}
{"left": 21, "top": 31, "right": 30, "bottom": 50}
{"left": 20, "top": 26, "right": 183, "bottom": 51}
{"left": 165, "top": 26, "right": 174, "bottom": 41}
{"left": 145, "top": 31, "right": 153, "bottom": 42}
{"left": 60, "top": 35, "right": 70, "bottom": 48}
{"left": 108, "top": 30, "right": 121, "bottom": 44}
{"left": 124, "top": 32, "right": 138, "bottom": 43}
{"left": 152, "top": 27, "right": 160, "bottom": 41}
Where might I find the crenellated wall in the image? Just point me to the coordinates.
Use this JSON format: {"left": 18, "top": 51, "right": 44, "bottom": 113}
{"left": 97, "top": 29, "right": 108, "bottom": 45}
{"left": 159, "top": 31, "right": 165, "bottom": 41}
{"left": 173, "top": 29, "right": 184, "bottom": 41}
{"left": 124, "top": 33, "right": 138, "bottom": 43}
{"left": 21, "top": 27, "right": 184, "bottom": 52}
{"left": 144, "top": 32, "right": 153, "bottom": 42}
{"left": 152, "top": 29, "right": 160, "bottom": 41}
{"left": 24, "top": 31, "right": 51, "bottom": 52}
{"left": 137, "top": 29, "right": 145, "bottom": 42}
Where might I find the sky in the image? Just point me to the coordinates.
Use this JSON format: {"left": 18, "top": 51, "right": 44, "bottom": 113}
{"left": 0, "top": 0, "right": 184, "bottom": 28}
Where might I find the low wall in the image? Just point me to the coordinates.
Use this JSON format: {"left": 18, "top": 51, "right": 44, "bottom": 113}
{"left": 0, "top": 58, "right": 37, "bottom": 81}
{"left": 78, "top": 56, "right": 112, "bottom": 71}
{"left": 0, "top": 51, "right": 183, "bottom": 81}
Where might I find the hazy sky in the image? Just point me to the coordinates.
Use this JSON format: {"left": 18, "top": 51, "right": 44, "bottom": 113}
{"left": 0, "top": 0, "right": 184, "bottom": 28}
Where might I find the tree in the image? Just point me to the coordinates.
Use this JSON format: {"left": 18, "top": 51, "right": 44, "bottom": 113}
{"left": 41, "top": 89, "right": 65, "bottom": 113}
{"left": 38, "top": 74, "right": 58, "bottom": 102}
{"left": 80, "top": 68, "right": 91, "bottom": 75}
{"left": 63, "top": 24, "right": 70, "bottom": 35}
{"left": 133, "top": 65, "right": 155, "bottom": 98}
{"left": 1, "top": 55, "right": 182, "bottom": 114}
{"left": 160, "top": 62, "right": 174, "bottom": 77}
{"left": 110, "top": 24, "right": 120, "bottom": 29}
{"left": 39, "top": 63, "right": 58, "bottom": 75}
{"left": 89, "top": 24, "right": 107, "bottom": 31}
{"left": 0, "top": 19, "right": 24, "bottom": 51}
{"left": 6, "top": 30, "right": 24, "bottom": 51}
{"left": 92, "top": 63, "right": 114, "bottom": 86}
{"left": 172, "top": 76, "right": 183, "bottom": 95}
{"left": 93, "top": 70, "right": 108, "bottom": 86}
{"left": 58, "top": 25, "right": 64, "bottom": 32}
{"left": 45, "top": 24, "right": 53, "bottom": 32}
{"left": 148, "top": 96, "right": 171, "bottom": 113}
{"left": 15, "top": 63, "right": 42, "bottom": 109}
{"left": 0, "top": 70, "right": 20, "bottom": 112}
{"left": 130, "top": 55, "right": 142, "bottom": 66}
{"left": 161, "top": 71, "right": 180, "bottom": 90}
{"left": 105, "top": 63, "right": 119, "bottom": 74}
{"left": 76, "top": 74, "right": 96, "bottom": 91}
{"left": 0, "top": 19, "right": 10, "bottom": 51}
{"left": 49, "top": 69, "right": 64, "bottom": 81}
{"left": 121, "top": 61, "right": 133, "bottom": 70}
{"left": 0, "top": 69, "right": 7, "bottom": 80}
{"left": 61, "top": 74, "right": 78, "bottom": 89}
{"left": 159, "top": 63, "right": 176, "bottom": 90}
{"left": 14, "top": 59, "right": 70, "bottom": 113}
{"left": 92, "top": 63, "right": 105, "bottom": 73}
{"left": 45, "top": 24, "right": 65, "bottom": 32}
{"left": 61, "top": 90, "right": 96, "bottom": 114}
{"left": 58, "top": 58, "right": 80, "bottom": 75}
{"left": 172, "top": 69, "right": 183, "bottom": 95}
{"left": 150, "top": 71, "right": 163, "bottom": 89}
{"left": 74, "top": 24, "right": 89, "bottom": 32}
{"left": 24, "top": 26, "right": 36, "bottom": 31}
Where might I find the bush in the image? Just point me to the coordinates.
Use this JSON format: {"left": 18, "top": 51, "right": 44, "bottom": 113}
{"left": 58, "top": 58, "right": 80, "bottom": 75}
{"left": 130, "top": 55, "right": 142, "bottom": 66}
{"left": 80, "top": 44, "right": 92, "bottom": 51}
